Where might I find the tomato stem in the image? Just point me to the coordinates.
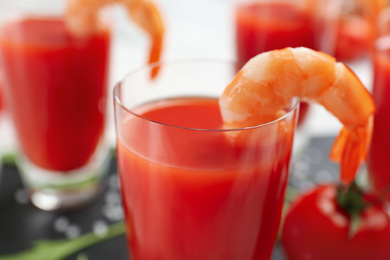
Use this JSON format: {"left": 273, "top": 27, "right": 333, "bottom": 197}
{"left": 336, "top": 182, "right": 369, "bottom": 237}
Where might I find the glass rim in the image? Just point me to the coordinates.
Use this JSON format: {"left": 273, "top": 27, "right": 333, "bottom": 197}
{"left": 113, "top": 58, "right": 300, "bottom": 132}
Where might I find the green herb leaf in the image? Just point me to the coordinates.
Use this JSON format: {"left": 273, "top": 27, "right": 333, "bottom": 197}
{"left": 0, "top": 221, "right": 125, "bottom": 260}
{"left": 1, "top": 151, "right": 17, "bottom": 166}
{"left": 76, "top": 253, "right": 89, "bottom": 260}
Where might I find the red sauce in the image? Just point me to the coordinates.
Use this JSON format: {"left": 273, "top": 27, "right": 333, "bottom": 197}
{"left": 116, "top": 97, "right": 295, "bottom": 260}
{"left": 235, "top": 2, "right": 314, "bottom": 125}
{"left": 333, "top": 16, "right": 372, "bottom": 61}
{"left": 0, "top": 17, "right": 111, "bottom": 171}
{"left": 235, "top": 2, "right": 316, "bottom": 65}
{"left": 368, "top": 48, "right": 390, "bottom": 199}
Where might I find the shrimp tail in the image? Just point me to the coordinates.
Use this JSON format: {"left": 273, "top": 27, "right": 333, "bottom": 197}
{"left": 65, "top": 0, "right": 165, "bottom": 78}
{"left": 126, "top": 0, "right": 165, "bottom": 78}
{"left": 330, "top": 117, "right": 373, "bottom": 184}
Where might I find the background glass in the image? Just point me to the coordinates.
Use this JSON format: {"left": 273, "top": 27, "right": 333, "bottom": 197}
{"left": 114, "top": 59, "right": 299, "bottom": 260}
{"left": 234, "top": 0, "right": 315, "bottom": 127}
{"left": 0, "top": 0, "right": 112, "bottom": 211}
{"left": 368, "top": 7, "right": 390, "bottom": 199}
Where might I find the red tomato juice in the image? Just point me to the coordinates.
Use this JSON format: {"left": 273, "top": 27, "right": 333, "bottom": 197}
{"left": 235, "top": 2, "right": 314, "bottom": 125}
{"left": 235, "top": 2, "right": 316, "bottom": 65}
{"left": 0, "top": 18, "right": 110, "bottom": 171}
{"left": 116, "top": 98, "right": 294, "bottom": 260}
{"left": 333, "top": 17, "right": 372, "bottom": 61}
{"left": 368, "top": 49, "right": 390, "bottom": 198}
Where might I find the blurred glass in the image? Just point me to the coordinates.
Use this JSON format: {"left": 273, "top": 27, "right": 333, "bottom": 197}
{"left": 368, "top": 6, "right": 390, "bottom": 200}
{"left": 0, "top": 0, "right": 112, "bottom": 211}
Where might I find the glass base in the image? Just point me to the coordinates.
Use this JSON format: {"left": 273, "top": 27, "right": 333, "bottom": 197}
{"left": 17, "top": 146, "right": 111, "bottom": 212}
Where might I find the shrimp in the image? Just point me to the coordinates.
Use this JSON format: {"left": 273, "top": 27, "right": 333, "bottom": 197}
{"left": 219, "top": 47, "right": 375, "bottom": 184}
{"left": 65, "top": 0, "right": 164, "bottom": 78}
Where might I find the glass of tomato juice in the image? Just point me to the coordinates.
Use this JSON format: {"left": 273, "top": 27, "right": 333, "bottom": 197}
{"left": 234, "top": 0, "right": 318, "bottom": 126}
{"left": 233, "top": 0, "right": 349, "bottom": 127}
{"left": 368, "top": 7, "right": 390, "bottom": 199}
{"left": 113, "top": 59, "right": 299, "bottom": 260}
{"left": 0, "top": 0, "right": 112, "bottom": 211}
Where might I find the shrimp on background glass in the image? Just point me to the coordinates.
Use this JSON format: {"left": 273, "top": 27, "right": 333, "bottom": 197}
{"left": 66, "top": 0, "right": 165, "bottom": 77}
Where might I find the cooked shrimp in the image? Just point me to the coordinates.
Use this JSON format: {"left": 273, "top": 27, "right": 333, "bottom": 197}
{"left": 65, "top": 0, "right": 164, "bottom": 78}
{"left": 219, "top": 47, "right": 375, "bottom": 184}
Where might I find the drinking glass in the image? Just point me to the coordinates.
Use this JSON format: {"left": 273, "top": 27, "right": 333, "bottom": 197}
{"left": 114, "top": 59, "right": 299, "bottom": 260}
{"left": 233, "top": 0, "right": 364, "bottom": 129}
{"left": 234, "top": 0, "right": 318, "bottom": 128}
{"left": 234, "top": 0, "right": 318, "bottom": 65}
{"left": 0, "top": 0, "right": 112, "bottom": 211}
{"left": 328, "top": 0, "right": 383, "bottom": 62}
{"left": 368, "top": 7, "right": 390, "bottom": 199}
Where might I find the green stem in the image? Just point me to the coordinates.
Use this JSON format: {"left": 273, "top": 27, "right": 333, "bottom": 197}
{"left": 0, "top": 222, "right": 125, "bottom": 260}
{"left": 337, "top": 182, "right": 368, "bottom": 238}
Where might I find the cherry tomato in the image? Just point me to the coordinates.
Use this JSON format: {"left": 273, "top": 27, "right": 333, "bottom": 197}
{"left": 281, "top": 184, "right": 390, "bottom": 260}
